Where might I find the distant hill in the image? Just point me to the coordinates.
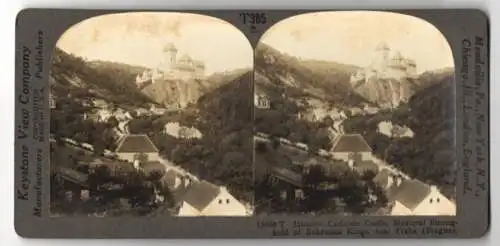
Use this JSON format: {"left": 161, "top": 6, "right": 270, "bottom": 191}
{"left": 343, "top": 70, "right": 456, "bottom": 199}
{"left": 255, "top": 43, "right": 455, "bottom": 109}
{"left": 413, "top": 67, "right": 455, "bottom": 92}
{"left": 50, "top": 48, "right": 155, "bottom": 107}
{"left": 141, "top": 68, "right": 250, "bottom": 108}
{"left": 255, "top": 42, "right": 367, "bottom": 108}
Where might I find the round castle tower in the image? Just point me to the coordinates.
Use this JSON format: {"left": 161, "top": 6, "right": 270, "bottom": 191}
{"left": 161, "top": 43, "right": 178, "bottom": 73}
{"left": 374, "top": 42, "right": 390, "bottom": 72}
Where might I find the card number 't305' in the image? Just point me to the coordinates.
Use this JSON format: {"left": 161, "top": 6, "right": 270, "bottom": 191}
{"left": 239, "top": 12, "right": 267, "bottom": 25}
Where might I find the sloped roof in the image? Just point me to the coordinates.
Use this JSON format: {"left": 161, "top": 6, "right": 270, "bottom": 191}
{"left": 181, "top": 181, "right": 221, "bottom": 211}
{"left": 271, "top": 166, "right": 303, "bottom": 187}
{"left": 116, "top": 134, "right": 159, "bottom": 153}
{"left": 390, "top": 179, "right": 432, "bottom": 211}
{"left": 56, "top": 166, "right": 88, "bottom": 184}
{"left": 331, "top": 134, "right": 372, "bottom": 153}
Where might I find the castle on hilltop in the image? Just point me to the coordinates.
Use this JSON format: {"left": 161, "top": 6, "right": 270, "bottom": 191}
{"left": 136, "top": 43, "right": 206, "bottom": 86}
{"left": 350, "top": 42, "right": 417, "bottom": 84}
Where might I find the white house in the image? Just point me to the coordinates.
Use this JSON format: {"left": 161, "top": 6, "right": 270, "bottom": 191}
{"left": 164, "top": 122, "right": 203, "bottom": 140}
{"left": 330, "top": 134, "right": 373, "bottom": 161}
{"left": 135, "top": 108, "right": 150, "bottom": 117}
{"left": 97, "top": 109, "right": 113, "bottom": 122}
{"left": 377, "top": 121, "right": 415, "bottom": 138}
{"left": 254, "top": 94, "right": 270, "bottom": 109}
{"left": 349, "top": 107, "right": 364, "bottom": 116}
{"left": 177, "top": 181, "right": 248, "bottom": 217}
{"left": 117, "top": 121, "right": 130, "bottom": 135}
{"left": 49, "top": 92, "right": 56, "bottom": 109}
{"left": 92, "top": 98, "right": 108, "bottom": 109}
{"left": 115, "top": 134, "right": 160, "bottom": 163}
{"left": 114, "top": 109, "right": 134, "bottom": 122}
{"left": 332, "top": 119, "right": 345, "bottom": 134}
{"left": 388, "top": 179, "right": 456, "bottom": 216}
{"left": 377, "top": 121, "right": 393, "bottom": 137}
{"left": 150, "top": 104, "right": 167, "bottom": 115}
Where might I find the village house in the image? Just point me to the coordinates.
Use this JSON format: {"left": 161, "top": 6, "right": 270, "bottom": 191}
{"left": 177, "top": 181, "right": 248, "bottom": 216}
{"left": 308, "top": 108, "right": 329, "bottom": 122}
{"left": 330, "top": 134, "right": 373, "bottom": 162}
{"left": 349, "top": 107, "right": 364, "bottom": 116}
{"left": 150, "top": 104, "right": 167, "bottom": 115}
{"left": 164, "top": 122, "right": 203, "bottom": 139}
{"left": 115, "top": 134, "right": 160, "bottom": 164}
{"left": 114, "top": 108, "right": 134, "bottom": 122}
{"left": 332, "top": 119, "right": 345, "bottom": 134}
{"left": 328, "top": 108, "right": 347, "bottom": 121}
{"left": 254, "top": 93, "right": 271, "bottom": 109}
{"left": 117, "top": 121, "right": 130, "bottom": 135}
{"left": 390, "top": 180, "right": 456, "bottom": 216}
{"left": 49, "top": 92, "right": 56, "bottom": 109}
{"left": 363, "top": 104, "right": 380, "bottom": 115}
{"left": 373, "top": 170, "right": 456, "bottom": 216}
{"left": 92, "top": 98, "right": 108, "bottom": 109}
{"left": 135, "top": 108, "right": 150, "bottom": 117}
{"left": 97, "top": 109, "right": 113, "bottom": 122}
{"left": 377, "top": 121, "right": 414, "bottom": 138}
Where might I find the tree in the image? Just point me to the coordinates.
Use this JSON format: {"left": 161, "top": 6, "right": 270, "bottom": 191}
{"left": 107, "top": 116, "right": 119, "bottom": 129}
{"left": 123, "top": 171, "right": 154, "bottom": 210}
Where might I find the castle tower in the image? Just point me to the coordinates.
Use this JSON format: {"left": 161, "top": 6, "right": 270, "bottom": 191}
{"left": 374, "top": 42, "right": 390, "bottom": 72}
{"left": 161, "top": 43, "right": 178, "bottom": 74}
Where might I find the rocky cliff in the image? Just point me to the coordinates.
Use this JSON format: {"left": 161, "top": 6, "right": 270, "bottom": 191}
{"left": 352, "top": 77, "right": 416, "bottom": 108}
{"left": 141, "top": 69, "right": 250, "bottom": 109}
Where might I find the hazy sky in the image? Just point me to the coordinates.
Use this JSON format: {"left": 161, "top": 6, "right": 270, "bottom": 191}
{"left": 56, "top": 12, "right": 253, "bottom": 74}
{"left": 259, "top": 11, "right": 454, "bottom": 73}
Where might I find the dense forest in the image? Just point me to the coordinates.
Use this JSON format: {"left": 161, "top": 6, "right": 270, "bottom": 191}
{"left": 51, "top": 48, "right": 154, "bottom": 107}
{"left": 344, "top": 72, "right": 456, "bottom": 199}
{"left": 255, "top": 42, "right": 369, "bottom": 108}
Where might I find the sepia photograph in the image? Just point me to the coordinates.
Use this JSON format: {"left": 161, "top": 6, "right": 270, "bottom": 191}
{"left": 49, "top": 12, "right": 254, "bottom": 217}
{"left": 253, "top": 11, "right": 457, "bottom": 216}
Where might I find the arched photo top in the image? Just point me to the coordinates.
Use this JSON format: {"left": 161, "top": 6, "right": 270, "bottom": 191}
{"left": 54, "top": 12, "right": 253, "bottom": 75}
{"left": 252, "top": 11, "right": 457, "bottom": 217}
{"left": 257, "top": 11, "right": 454, "bottom": 74}
{"left": 48, "top": 11, "right": 255, "bottom": 218}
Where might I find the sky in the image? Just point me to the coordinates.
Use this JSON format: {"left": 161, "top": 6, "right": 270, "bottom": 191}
{"left": 259, "top": 11, "right": 454, "bottom": 74}
{"left": 56, "top": 12, "right": 253, "bottom": 74}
